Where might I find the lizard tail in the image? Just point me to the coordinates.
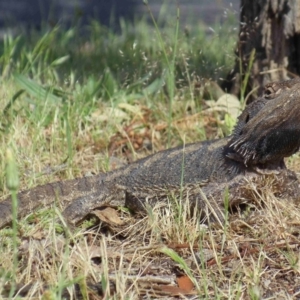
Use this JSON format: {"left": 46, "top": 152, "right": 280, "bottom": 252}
{"left": 0, "top": 176, "right": 101, "bottom": 229}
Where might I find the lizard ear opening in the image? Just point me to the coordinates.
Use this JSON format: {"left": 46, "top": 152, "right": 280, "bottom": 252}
{"left": 245, "top": 113, "right": 250, "bottom": 124}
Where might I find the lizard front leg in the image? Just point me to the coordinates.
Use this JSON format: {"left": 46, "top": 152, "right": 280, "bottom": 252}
{"left": 124, "top": 183, "right": 227, "bottom": 225}
{"left": 62, "top": 186, "right": 127, "bottom": 226}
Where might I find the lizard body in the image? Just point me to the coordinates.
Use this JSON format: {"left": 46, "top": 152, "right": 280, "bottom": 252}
{"left": 1, "top": 78, "right": 300, "bottom": 228}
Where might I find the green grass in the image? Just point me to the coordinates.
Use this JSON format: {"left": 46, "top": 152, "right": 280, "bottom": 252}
{"left": 0, "top": 14, "right": 239, "bottom": 298}
{"left": 0, "top": 12, "right": 237, "bottom": 86}
{"left": 1, "top": 10, "right": 299, "bottom": 300}
{"left": 0, "top": 13, "right": 237, "bottom": 181}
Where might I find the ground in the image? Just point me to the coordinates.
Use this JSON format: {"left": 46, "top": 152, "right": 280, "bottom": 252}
{"left": 1, "top": 10, "right": 300, "bottom": 300}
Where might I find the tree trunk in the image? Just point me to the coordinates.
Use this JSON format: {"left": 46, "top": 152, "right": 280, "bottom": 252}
{"left": 223, "top": 0, "right": 300, "bottom": 102}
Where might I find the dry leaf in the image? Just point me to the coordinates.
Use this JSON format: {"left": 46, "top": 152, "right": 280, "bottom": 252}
{"left": 216, "top": 93, "right": 240, "bottom": 118}
{"left": 205, "top": 93, "right": 241, "bottom": 119}
{"left": 92, "top": 107, "right": 129, "bottom": 122}
{"left": 176, "top": 275, "right": 194, "bottom": 292}
{"left": 118, "top": 103, "right": 144, "bottom": 119}
{"left": 153, "top": 284, "right": 197, "bottom": 296}
{"left": 93, "top": 207, "right": 124, "bottom": 225}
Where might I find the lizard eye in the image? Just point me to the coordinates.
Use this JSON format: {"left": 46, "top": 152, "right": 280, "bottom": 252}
{"left": 264, "top": 86, "right": 275, "bottom": 99}
{"left": 264, "top": 87, "right": 275, "bottom": 98}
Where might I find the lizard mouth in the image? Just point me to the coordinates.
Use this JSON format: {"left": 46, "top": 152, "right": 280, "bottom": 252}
{"left": 225, "top": 144, "right": 286, "bottom": 175}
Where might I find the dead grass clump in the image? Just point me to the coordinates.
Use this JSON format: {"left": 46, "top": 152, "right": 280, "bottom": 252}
{"left": 1, "top": 180, "right": 300, "bottom": 299}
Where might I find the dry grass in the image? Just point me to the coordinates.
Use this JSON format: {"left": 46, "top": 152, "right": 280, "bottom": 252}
{"left": 1, "top": 89, "right": 300, "bottom": 299}
{"left": 0, "top": 16, "right": 300, "bottom": 300}
{"left": 2, "top": 178, "right": 300, "bottom": 299}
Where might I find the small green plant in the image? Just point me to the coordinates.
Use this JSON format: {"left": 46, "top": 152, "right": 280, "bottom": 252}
{"left": 5, "top": 148, "right": 19, "bottom": 298}
{"left": 240, "top": 48, "right": 256, "bottom": 105}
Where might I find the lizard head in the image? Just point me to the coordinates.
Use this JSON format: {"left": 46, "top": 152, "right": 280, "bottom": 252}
{"left": 227, "top": 77, "right": 300, "bottom": 167}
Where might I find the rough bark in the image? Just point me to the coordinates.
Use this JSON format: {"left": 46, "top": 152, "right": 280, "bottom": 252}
{"left": 223, "top": 0, "right": 300, "bottom": 102}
